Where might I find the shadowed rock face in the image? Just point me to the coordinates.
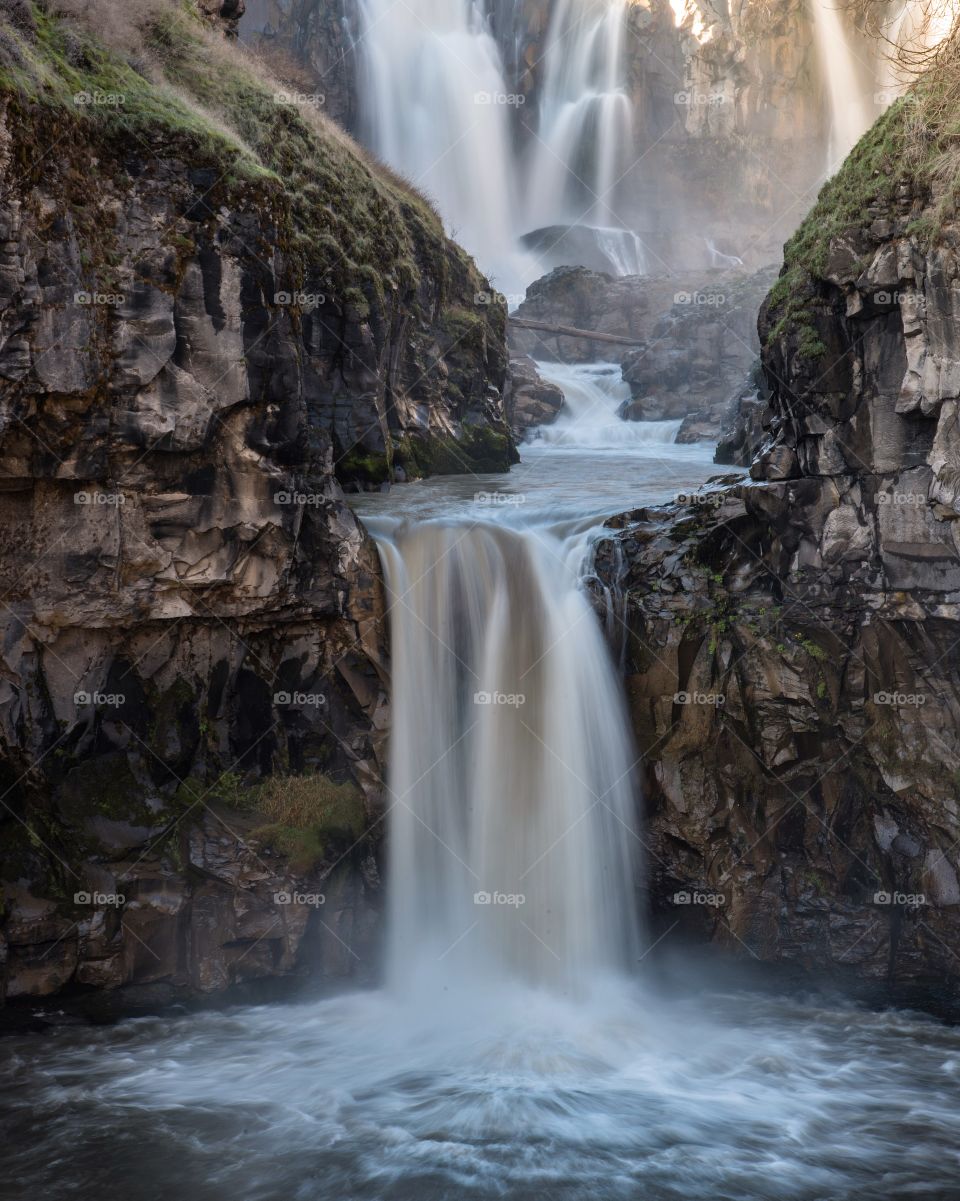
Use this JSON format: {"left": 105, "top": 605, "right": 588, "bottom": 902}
{"left": 0, "top": 7, "right": 513, "bottom": 1010}
{"left": 508, "top": 264, "right": 775, "bottom": 442}
{"left": 593, "top": 176, "right": 960, "bottom": 1014}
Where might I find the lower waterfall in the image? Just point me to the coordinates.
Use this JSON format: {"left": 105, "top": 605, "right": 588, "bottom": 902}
{"left": 370, "top": 515, "right": 642, "bottom": 993}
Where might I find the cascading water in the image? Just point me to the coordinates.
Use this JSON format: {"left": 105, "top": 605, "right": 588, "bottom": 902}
{"left": 524, "top": 0, "right": 633, "bottom": 232}
{"left": 373, "top": 515, "right": 642, "bottom": 993}
{"left": 355, "top": 0, "right": 640, "bottom": 287}
{"left": 533, "top": 360, "right": 681, "bottom": 449}
{"left": 809, "top": 0, "right": 877, "bottom": 171}
{"left": 355, "top": 0, "right": 533, "bottom": 290}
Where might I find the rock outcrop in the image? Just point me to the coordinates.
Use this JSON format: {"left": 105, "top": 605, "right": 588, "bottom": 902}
{"left": 0, "top": 2, "right": 511, "bottom": 1010}
{"left": 594, "top": 97, "right": 960, "bottom": 1014}
{"left": 508, "top": 264, "right": 774, "bottom": 440}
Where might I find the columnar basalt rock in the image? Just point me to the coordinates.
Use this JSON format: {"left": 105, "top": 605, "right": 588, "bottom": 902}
{"left": 594, "top": 108, "right": 960, "bottom": 1013}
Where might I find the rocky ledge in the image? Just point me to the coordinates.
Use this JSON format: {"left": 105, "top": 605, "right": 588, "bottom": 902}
{"left": 594, "top": 95, "right": 960, "bottom": 1015}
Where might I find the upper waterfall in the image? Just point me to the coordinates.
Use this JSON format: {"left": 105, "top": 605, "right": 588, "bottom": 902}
{"left": 355, "top": 0, "right": 638, "bottom": 290}
{"left": 356, "top": 0, "right": 532, "bottom": 290}
{"left": 523, "top": 0, "right": 633, "bottom": 232}
{"left": 809, "top": 0, "right": 877, "bottom": 171}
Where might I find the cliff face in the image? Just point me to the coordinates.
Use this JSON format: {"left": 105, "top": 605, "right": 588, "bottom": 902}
{"left": 0, "top": 2, "right": 510, "bottom": 1009}
{"left": 594, "top": 97, "right": 960, "bottom": 1013}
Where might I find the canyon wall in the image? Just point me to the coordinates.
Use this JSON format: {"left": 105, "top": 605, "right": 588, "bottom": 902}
{"left": 0, "top": 2, "right": 511, "bottom": 1010}
{"left": 595, "top": 99, "right": 960, "bottom": 1014}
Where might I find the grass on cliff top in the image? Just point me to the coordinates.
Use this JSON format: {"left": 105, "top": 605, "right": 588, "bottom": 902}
{"left": 766, "top": 32, "right": 960, "bottom": 351}
{"left": 0, "top": 1, "right": 459, "bottom": 301}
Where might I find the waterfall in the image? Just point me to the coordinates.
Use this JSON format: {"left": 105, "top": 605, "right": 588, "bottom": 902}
{"left": 533, "top": 361, "right": 681, "bottom": 448}
{"left": 524, "top": 0, "right": 633, "bottom": 231}
{"left": 355, "top": 0, "right": 532, "bottom": 290}
{"left": 809, "top": 0, "right": 876, "bottom": 171}
{"left": 372, "top": 516, "right": 642, "bottom": 993}
{"left": 355, "top": 0, "right": 639, "bottom": 288}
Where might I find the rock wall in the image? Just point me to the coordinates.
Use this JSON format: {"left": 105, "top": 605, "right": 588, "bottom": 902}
{"left": 593, "top": 101, "right": 960, "bottom": 1014}
{"left": 508, "top": 264, "right": 774, "bottom": 441}
{"left": 0, "top": 3, "right": 511, "bottom": 1010}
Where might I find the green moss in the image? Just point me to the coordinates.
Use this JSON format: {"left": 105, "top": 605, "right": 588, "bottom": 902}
{"left": 57, "top": 753, "right": 154, "bottom": 826}
{"left": 339, "top": 447, "right": 392, "bottom": 485}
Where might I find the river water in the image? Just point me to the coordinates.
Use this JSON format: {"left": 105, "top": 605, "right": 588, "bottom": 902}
{"left": 3, "top": 377, "right": 959, "bottom": 1201}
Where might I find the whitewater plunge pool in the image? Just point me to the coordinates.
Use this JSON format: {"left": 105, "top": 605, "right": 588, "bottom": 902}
{"left": 3, "top": 381, "right": 960, "bottom": 1200}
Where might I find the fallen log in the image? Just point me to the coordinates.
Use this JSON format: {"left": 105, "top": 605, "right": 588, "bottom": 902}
{"left": 509, "top": 317, "right": 645, "bottom": 348}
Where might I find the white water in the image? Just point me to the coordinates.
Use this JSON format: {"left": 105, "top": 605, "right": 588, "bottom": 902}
{"left": 374, "top": 516, "right": 641, "bottom": 994}
{"left": 809, "top": 0, "right": 877, "bottom": 171}
{"left": 355, "top": 0, "right": 535, "bottom": 290}
{"left": 533, "top": 360, "right": 682, "bottom": 449}
{"left": 356, "top": 0, "right": 639, "bottom": 288}
{"left": 5, "top": 437, "right": 960, "bottom": 1199}
{"left": 524, "top": 0, "right": 633, "bottom": 231}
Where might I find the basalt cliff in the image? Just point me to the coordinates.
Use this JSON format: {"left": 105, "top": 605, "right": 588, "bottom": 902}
{"left": 594, "top": 97, "right": 960, "bottom": 1015}
{"left": 0, "top": 0, "right": 512, "bottom": 1014}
